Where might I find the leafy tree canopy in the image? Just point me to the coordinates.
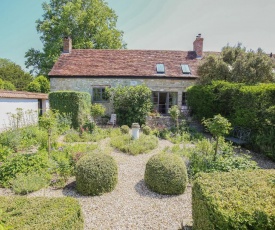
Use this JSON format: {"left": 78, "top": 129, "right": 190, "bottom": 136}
{"left": 0, "top": 78, "right": 16, "bottom": 91}
{"left": 25, "top": 0, "right": 126, "bottom": 76}
{"left": 198, "top": 44, "right": 275, "bottom": 85}
{"left": 0, "top": 58, "right": 33, "bottom": 91}
{"left": 27, "top": 75, "right": 50, "bottom": 93}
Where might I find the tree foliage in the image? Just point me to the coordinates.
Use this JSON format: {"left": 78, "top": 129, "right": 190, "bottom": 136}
{"left": 198, "top": 44, "right": 275, "bottom": 85}
{"left": 108, "top": 85, "right": 152, "bottom": 126}
{"left": 0, "top": 78, "right": 16, "bottom": 91}
{"left": 27, "top": 75, "right": 50, "bottom": 93}
{"left": 25, "top": 0, "right": 126, "bottom": 76}
{"left": 0, "top": 58, "right": 33, "bottom": 90}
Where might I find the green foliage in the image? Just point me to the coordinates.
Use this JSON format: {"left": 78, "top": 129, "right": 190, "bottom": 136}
{"left": 25, "top": 0, "right": 126, "bottom": 76}
{"left": 187, "top": 81, "right": 275, "bottom": 158}
{"left": 0, "top": 58, "right": 33, "bottom": 90}
{"left": 203, "top": 114, "right": 232, "bottom": 160}
{"left": 11, "top": 172, "right": 49, "bottom": 195}
{"left": 180, "top": 138, "right": 258, "bottom": 178}
{"left": 27, "top": 75, "right": 50, "bottom": 93}
{"left": 0, "top": 150, "right": 49, "bottom": 187}
{"left": 0, "top": 196, "right": 83, "bottom": 229}
{"left": 110, "top": 134, "right": 158, "bottom": 155}
{"left": 108, "top": 85, "right": 152, "bottom": 126}
{"left": 144, "top": 153, "right": 188, "bottom": 195}
{"left": 168, "top": 105, "right": 180, "bottom": 132}
{"left": 198, "top": 45, "right": 274, "bottom": 85}
{"left": 120, "top": 125, "right": 130, "bottom": 134}
{"left": 49, "top": 91, "right": 91, "bottom": 129}
{"left": 91, "top": 103, "right": 106, "bottom": 120}
{"left": 0, "top": 79, "right": 16, "bottom": 91}
{"left": 192, "top": 170, "right": 275, "bottom": 230}
{"left": 76, "top": 152, "right": 118, "bottom": 196}
{"left": 64, "top": 127, "right": 108, "bottom": 143}
{"left": 0, "top": 145, "right": 13, "bottom": 163}
{"left": 198, "top": 55, "right": 231, "bottom": 85}
{"left": 142, "top": 125, "right": 151, "bottom": 135}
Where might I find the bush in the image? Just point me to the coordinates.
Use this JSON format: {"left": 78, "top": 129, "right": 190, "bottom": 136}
{"left": 91, "top": 103, "right": 105, "bottom": 120}
{"left": 142, "top": 125, "right": 151, "bottom": 135}
{"left": 0, "top": 150, "right": 49, "bottom": 187}
{"left": 0, "top": 196, "right": 83, "bottom": 229}
{"left": 144, "top": 153, "right": 188, "bottom": 195}
{"left": 185, "top": 138, "right": 258, "bottom": 178}
{"left": 0, "top": 145, "right": 13, "bottom": 162}
{"left": 11, "top": 172, "right": 49, "bottom": 194}
{"left": 111, "top": 134, "right": 158, "bottom": 155}
{"left": 120, "top": 125, "right": 130, "bottom": 134}
{"left": 108, "top": 85, "right": 152, "bottom": 126}
{"left": 76, "top": 152, "right": 118, "bottom": 196}
{"left": 187, "top": 81, "right": 275, "bottom": 158}
{"left": 193, "top": 170, "right": 275, "bottom": 230}
{"left": 49, "top": 91, "right": 91, "bottom": 129}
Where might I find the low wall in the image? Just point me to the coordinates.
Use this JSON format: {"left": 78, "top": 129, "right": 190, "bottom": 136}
{"left": 145, "top": 116, "right": 176, "bottom": 128}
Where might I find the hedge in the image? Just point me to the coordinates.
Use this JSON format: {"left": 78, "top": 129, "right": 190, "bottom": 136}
{"left": 0, "top": 196, "right": 83, "bottom": 229}
{"left": 187, "top": 81, "right": 275, "bottom": 158}
{"left": 49, "top": 91, "right": 91, "bottom": 129}
{"left": 192, "top": 170, "right": 275, "bottom": 230}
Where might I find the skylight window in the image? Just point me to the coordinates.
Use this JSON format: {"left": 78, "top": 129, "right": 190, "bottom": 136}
{"left": 156, "top": 64, "right": 165, "bottom": 74}
{"left": 181, "top": 64, "right": 191, "bottom": 75}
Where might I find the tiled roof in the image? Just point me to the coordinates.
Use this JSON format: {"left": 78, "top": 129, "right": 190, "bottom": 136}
{"left": 0, "top": 90, "right": 48, "bottom": 99}
{"left": 49, "top": 49, "right": 209, "bottom": 78}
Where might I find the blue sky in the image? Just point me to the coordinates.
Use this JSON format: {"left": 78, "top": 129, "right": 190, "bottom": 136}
{"left": 1, "top": 0, "right": 275, "bottom": 70}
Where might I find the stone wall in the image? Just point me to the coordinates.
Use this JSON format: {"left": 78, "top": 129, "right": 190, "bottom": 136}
{"left": 50, "top": 77, "right": 196, "bottom": 114}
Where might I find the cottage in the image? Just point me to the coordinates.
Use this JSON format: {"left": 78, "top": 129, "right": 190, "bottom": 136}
{"left": 49, "top": 35, "right": 205, "bottom": 114}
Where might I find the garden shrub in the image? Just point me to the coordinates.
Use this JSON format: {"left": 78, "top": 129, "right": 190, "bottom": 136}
{"left": 110, "top": 134, "right": 158, "bottom": 155}
{"left": 144, "top": 153, "right": 188, "bottom": 195}
{"left": 120, "top": 125, "right": 130, "bottom": 134}
{"left": 187, "top": 81, "right": 275, "bottom": 158}
{"left": 108, "top": 85, "right": 152, "bottom": 126}
{"left": 142, "top": 125, "right": 151, "bottom": 135}
{"left": 76, "top": 152, "right": 118, "bottom": 196}
{"left": 49, "top": 91, "right": 91, "bottom": 129}
{"left": 186, "top": 138, "right": 258, "bottom": 178}
{"left": 0, "top": 196, "right": 83, "bottom": 229}
{"left": 0, "top": 150, "right": 49, "bottom": 187}
{"left": 11, "top": 172, "right": 50, "bottom": 195}
{"left": 193, "top": 170, "right": 275, "bottom": 230}
{"left": 0, "top": 145, "right": 13, "bottom": 162}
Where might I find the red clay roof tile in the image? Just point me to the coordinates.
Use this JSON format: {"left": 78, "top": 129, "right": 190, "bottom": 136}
{"left": 49, "top": 49, "right": 208, "bottom": 78}
{"left": 0, "top": 90, "right": 48, "bottom": 99}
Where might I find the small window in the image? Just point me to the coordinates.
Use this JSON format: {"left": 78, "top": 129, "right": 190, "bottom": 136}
{"left": 156, "top": 64, "right": 165, "bottom": 74}
{"left": 181, "top": 64, "right": 191, "bottom": 75}
{"left": 93, "top": 88, "right": 108, "bottom": 102}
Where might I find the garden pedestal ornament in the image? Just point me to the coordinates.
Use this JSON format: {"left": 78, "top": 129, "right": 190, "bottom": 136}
{"left": 131, "top": 123, "right": 140, "bottom": 140}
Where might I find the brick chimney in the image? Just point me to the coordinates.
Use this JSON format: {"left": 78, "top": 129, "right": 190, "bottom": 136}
{"left": 63, "top": 37, "right": 72, "bottom": 53}
{"left": 193, "top": 34, "right": 204, "bottom": 58}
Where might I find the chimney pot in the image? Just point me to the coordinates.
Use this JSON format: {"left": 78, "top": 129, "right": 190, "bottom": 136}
{"left": 63, "top": 37, "right": 72, "bottom": 53}
{"left": 193, "top": 34, "right": 204, "bottom": 58}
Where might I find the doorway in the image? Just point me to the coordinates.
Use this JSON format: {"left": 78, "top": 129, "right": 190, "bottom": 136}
{"left": 152, "top": 92, "right": 178, "bottom": 114}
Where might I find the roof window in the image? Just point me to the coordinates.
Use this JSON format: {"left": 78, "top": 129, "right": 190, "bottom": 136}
{"left": 156, "top": 64, "right": 165, "bottom": 74}
{"left": 181, "top": 64, "right": 191, "bottom": 75}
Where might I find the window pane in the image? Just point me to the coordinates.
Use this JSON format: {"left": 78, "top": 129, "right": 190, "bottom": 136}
{"left": 181, "top": 64, "right": 191, "bottom": 74}
{"left": 156, "top": 64, "right": 165, "bottom": 74}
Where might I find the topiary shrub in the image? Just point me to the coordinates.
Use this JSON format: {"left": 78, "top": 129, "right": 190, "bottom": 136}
{"left": 144, "top": 153, "right": 188, "bottom": 195}
{"left": 142, "top": 125, "right": 151, "bottom": 135}
{"left": 76, "top": 152, "right": 118, "bottom": 196}
{"left": 120, "top": 125, "right": 130, "bottom": 134}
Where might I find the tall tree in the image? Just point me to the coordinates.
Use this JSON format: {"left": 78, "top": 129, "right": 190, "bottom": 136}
{"left": 0, "top": 58, "right": 33, "bottom": 90}
{"left": 25, "top": 0, "right": 126, "bottom": 76}
{"left": 198, "top": 45, "right": 275, "bottom": 85}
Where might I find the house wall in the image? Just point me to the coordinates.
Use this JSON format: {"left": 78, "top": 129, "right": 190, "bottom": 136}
{"left": 50, "top": 77, "right": 196, "bottom": 114}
